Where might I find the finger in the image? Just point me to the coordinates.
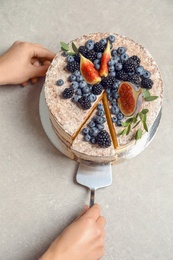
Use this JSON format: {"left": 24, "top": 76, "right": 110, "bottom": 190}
{"left": 33, "top": 46, "right": 56, "bottom": 61}
{"left": 97, "top": 216, "right": 106, "bottom": 229}
{"left": 31, "top": 77, "right": 38, "bottom": 84}
{"left": 29, "top": 64, "right": 50, "bottom": 78}
{"left": 21, "top": 81, "right": 28, "bottom": 87}
{"left": 82, "top": 204, "right": 101, "bottom": 221}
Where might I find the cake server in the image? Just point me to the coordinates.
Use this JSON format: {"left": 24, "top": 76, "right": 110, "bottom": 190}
{"left": 76, "top": 162, "right": 112, "bottom": 207}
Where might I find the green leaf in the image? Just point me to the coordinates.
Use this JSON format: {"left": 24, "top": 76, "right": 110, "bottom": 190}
{"left": 132, "top": 120, "right": 141, "bottom": 128}
{"left": 125, "top": 118, "right": 133, "bottom": 124}
{"left": 67, "top": 51, "right": 75, "bottom": 56}
{"left": 144, "top": 96, "right": 158, "bottom": 101}
{"left": 126, "top": 124, "right": 131, "bottom": 135}
{"left": 135, "top": 129, "right": 143, "bottom": 140}
{"left": 60, "top": 42, "right": 69, "bottom": 51}
{"left": 141, "top": 109, "right": 149, "bottom": 114}
{"left": 72, "top": 42, "right": 78, "bottom": 54}
{"left": 142, "top": 113, "right": 146, "bottom": 123}
{"left": 121, "top": 122, "right": 129, "bottom": 127}
{"left": 119, "top": 129, "right": 127, "bottom": 136}
{"left": 143, "top": 121, "right": 148, "bottom": 132}
{"left": 139, "top": 112, "right": 143, "bottom": 121}
{"left": 142, "top": 89, "right": 150, "bottom": 98}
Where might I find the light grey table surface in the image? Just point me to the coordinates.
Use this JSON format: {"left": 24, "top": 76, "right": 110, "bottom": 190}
{"left": 0, "top": 0, "right": 173, "bottom": 259}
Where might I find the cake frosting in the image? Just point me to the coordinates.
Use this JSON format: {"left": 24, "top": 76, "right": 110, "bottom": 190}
{"left": 44, "top": 32, "right": 163, "bottom": 163}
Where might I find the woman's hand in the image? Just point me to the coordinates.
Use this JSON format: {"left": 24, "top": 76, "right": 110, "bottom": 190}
{"left": 0, "top": 41, "right": 55, "bottom": 86}
{"left": 40, "top": 204, "right": 106, "bottom": 260}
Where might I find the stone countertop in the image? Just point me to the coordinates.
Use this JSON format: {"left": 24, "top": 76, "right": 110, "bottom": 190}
{"left": 0, "top": 0, "right": 173, "bottom": 259}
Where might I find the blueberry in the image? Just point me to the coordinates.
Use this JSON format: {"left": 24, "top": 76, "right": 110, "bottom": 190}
{"left": 95, "top": 64, "right": 100, "bottom": 70}
{"left": 75, "top": 89, "right": 82, "bottom": 96}
{"left": 84, "top": 134, "right": 91, "bottom": 142}
{"left": 121, "top": 53, "right": 129, "bottom": 62}
{"left": 111, "top": 49, "right": 117, "bottom": 57}
{"left": 82, "top": 128, "right": 90, "bottom": 135}
{"left": 86, "top": 41, "right": 94, "bottom": 50}
{"left": 72, "top": 95, "right": 79, "bottom": 103}
{"left": 117, "top": 120, "right": 122, "bottom": 126}
{"left": 68, "top": 74, "right": 76, "bottom": 82}
{"left": 142, "top": 70, "right": 151, "bottom": 78}
{"left": 90, "top": 137, "right": 96, "bottom": 144}
{"left": 112, "top": 92, "right": 119, "bottom": 99}
{"left": 109, "top": 66, "right": 115, "bottom": 72}
{"left": 87, "top": 39, "right": 95, "bottom": 45}
{"left": 106, "top": 88, "right": 111, "bottom": 94}
{"left": 97, "top": 104, "right": 104, "bottom": 110}
{"left": 136, "top": 66, "right": 144, "bottom": 76}
{"left": 117, "top": 112, "right": 124, "bottom": 120}
{"left": 107, "top": 94, "right": 113, "bottom": 102}
{"left": 112, "top": 116, "right": 117, "bottom": 123}
{"left": 97, "top": 52, "right": 102, "bottom": 59}
{"left": 76, "top": 75, "right": 83, "bottom": 82}
{"left": 74, "top": 70, "right": 81, "bottom": 76}
{"left": 90, "top": 127, "right": 99, "bottom": 137}
{"left": 97, "top": 110, "right": 104, "bottom": 116}
{"left": 56, "top": 79, "right": 64, "bottom": 86}
{"left": 100, "top": 38, "right": 107, "bottom": 45}
{"left": 112, "top": 55, "right": 120, "bottom": 64}
{"left": 111, "top": 105, "right": 119, "bottom": 114}
{"left": 111, "top": 100, "right": 117, "bottom": 107}
{"left": 71, "top": 81, "right": 79, "bottom": 89}
{"left": 89, "top": 94, "right": 97, "bottom": 102}
{"left": 109, "top": 72, "right": 116, "bottom": 77}
{"left": 96, "top": 116, "right": 104, "bottom": 124}
{"left": 89, "top": 121, "right": 95, "bottom": 128}
{"left": 82, "top": 86, "right": 90, "bottom": 94}
{"left": 79, "top": 81, "right": 87, "bottom": 88}
{"left": 94, "top": 59, "right": 100, "bottom": 65}
{"left": 67, "top": 56, "right": 74, "bottom": 62}
{"left": 115, "top": 62, "right": 123, "bottom": 71}
{"left": 117, "top": 46, "right": 126, "bottom": 55}
{"left": 96, "top": 124, "right": 104, "bottom": 130}
{"left": 108, "top": 35, "right": 116, "bottom": 43}
{"left": 108, "top": 59, "right": 115, "bottom": 66}
{"left": 112, "top": 82, "right": 119, "bottom": 90}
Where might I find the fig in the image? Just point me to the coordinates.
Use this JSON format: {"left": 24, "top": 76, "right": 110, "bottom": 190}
{"left": 80, "top": 54, "right": 101, "bottom": 85}
{"left": 118, "top": 82, "right": 142, "bottom": 117}
{"left": 100, "top": 40, "right": 111, "bottom": 77}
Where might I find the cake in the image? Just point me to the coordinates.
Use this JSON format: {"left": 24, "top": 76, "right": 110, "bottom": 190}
{"left": 44, "top": 32, "right": 163, "bottom": 164}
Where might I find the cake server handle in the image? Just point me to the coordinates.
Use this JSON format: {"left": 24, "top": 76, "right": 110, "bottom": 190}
{"left": 90, "top": 189, "right": 95, "bottom": 207}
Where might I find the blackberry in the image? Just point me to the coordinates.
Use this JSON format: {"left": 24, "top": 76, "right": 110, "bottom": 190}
{"left": 92, "top": 84, "right": 103, "bottom": 95}
{"left": 78, "top": 96, "right": 91, "bottom": 110}
{"left": 78, "top": 46, "right": 88, "bottom": 57}
{"left": 97, "top": 130, "right": 111, "bottom": 148}
{"left": 130, "top": 55, "right": 140, "bottom": 66}
{"left": 73, "top": 53, "right": 80, "bottom": 63}
{"left": 86, "top": 50, "right": 97, "bottom": 62}
{"left": 123, "top": 59, "right": 136, "bottom": 73}
{"left": 101, "top": 76, "right": 116, "bottom": 89}
{"left": 62, "top": 87, "right": 74, "bottom": 99}
{"left": 66, "top": 61, "right": 80, "bottom": 73}
{"left": 141, "top": 78, "right": 153, "bottom": 89}
{"left": 116, "top": 70, "right": 128, "bottom": 81}
{"left": 94, "top": 42, "right": 105, "bottom": 53}
{"left": 127, "top": 74, "right": 140, "bottom": 85}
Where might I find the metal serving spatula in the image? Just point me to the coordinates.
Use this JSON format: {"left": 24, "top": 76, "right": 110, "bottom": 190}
{"left": 76, "top": 162, "right": 112, "bottom": 207}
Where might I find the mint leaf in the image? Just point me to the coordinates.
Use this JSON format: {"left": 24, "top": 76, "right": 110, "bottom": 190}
{"left": 145, "top": 96, "right": 158, "bottom": 101}
{"left": 60, "top": 42, "right": 69, "bottom": 51}
{"left": 126, "top": 124, "right": 131, "bottom": 135}
{"left": 67, "top": 51, "right": 75, "bottom": 56}
{"left": 135, "top": 129, "right": 143, "bottom": 140}
{"left": 143, "top": 89, "right": 150, "bottom": 99}
{"left": 141, "top": 109, "right": 149, "bottom": 114}
{"left": 72, "top": 42, "right": 78, "bottom": 54}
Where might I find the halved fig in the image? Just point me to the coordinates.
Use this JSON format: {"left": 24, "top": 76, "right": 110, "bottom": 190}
{"left": 99, "top": 40, "right": 111, "bottom": 77}
{"left": 118, "top": 82, "right": 142, "bottom": 117}
{"left": 80, "top": 54, "right": 101, "bottom": 84}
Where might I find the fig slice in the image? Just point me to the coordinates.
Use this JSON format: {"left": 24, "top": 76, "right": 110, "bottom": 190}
{"left": 118, "top": 82, "right": 142, "bottom": 117}
{"left": 99, "top": 40, "right": 111, "bottom": 77}
{"left": 80, "top": 54, "right": 101, "bottom": 85}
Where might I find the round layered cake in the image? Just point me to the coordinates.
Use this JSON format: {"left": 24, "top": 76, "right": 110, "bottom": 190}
{"left": 44, "top": 32, "right": 163, "bottom": 163}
